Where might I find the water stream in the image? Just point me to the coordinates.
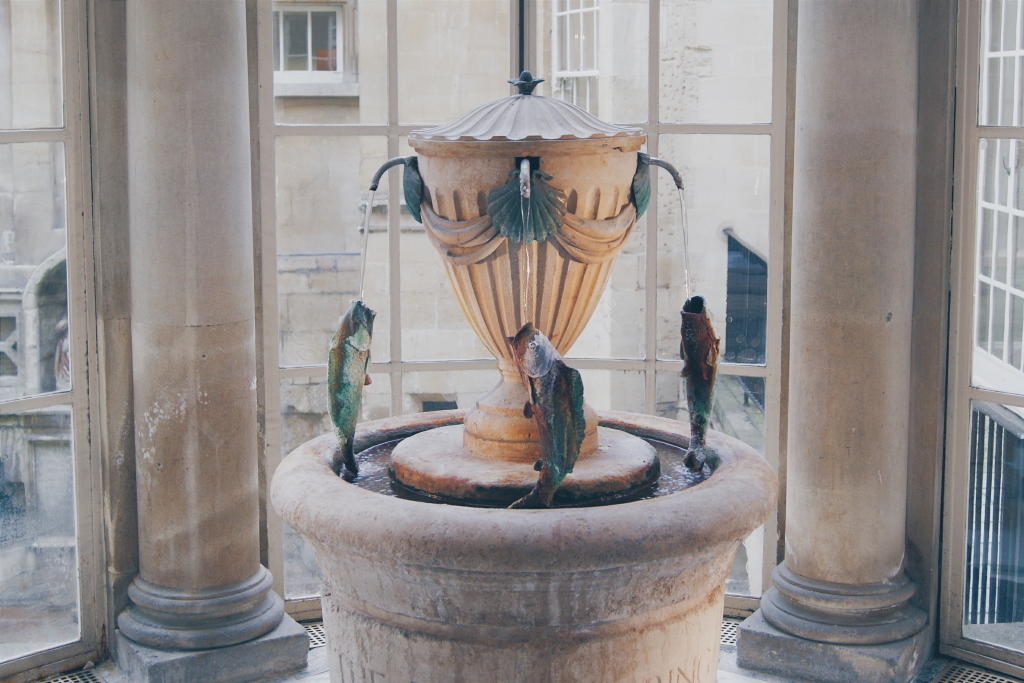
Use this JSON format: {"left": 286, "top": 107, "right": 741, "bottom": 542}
{"left": 677, "top": 187, "right": 692, "bottom": 301}
{"left": 357, "top": 188, "right": 376, "bottom": 301}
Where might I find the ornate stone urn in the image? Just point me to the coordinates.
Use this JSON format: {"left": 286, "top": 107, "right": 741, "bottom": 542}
{"left": 391, "top": 73, "right": 658, "bottom": 504}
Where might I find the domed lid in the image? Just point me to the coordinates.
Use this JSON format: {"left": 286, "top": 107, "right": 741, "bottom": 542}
{"left": 408, "top": 72, "right": 645, "bottom": 156}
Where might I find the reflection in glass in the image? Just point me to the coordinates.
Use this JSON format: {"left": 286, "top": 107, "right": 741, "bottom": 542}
{"left": 659, "top": 0, "right": 772, "bottom": 124}
{"left": 0, "top": 143, "right": 70, "bottom": 401}
{"left": 962, "top": 400, "right": 1024, "bottom": 651}
{"left": 655, "top": 135, "right": 771, "bottom": 361}
{"left": 279, "top": 374, "right": 391, "bottom": 599}
{"left": 0, "top": 406, "right": 78, "bottom": 662}
{"left": 275, "top": 136, "right": 390, "bottom": 366}
{"left": 283, "top": 12, "right": 308, "bottom": 71}
{"left": 0, "top": 0, "right": 63, "bottom": 130}
{"left": 535, "top": 0, "right": 648, "bottom": 123}
{"left": 397, "top": 0, "right": 510, "bottom": 124}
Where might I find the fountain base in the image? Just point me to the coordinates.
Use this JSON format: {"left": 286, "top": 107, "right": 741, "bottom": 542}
{"left": 270, "top": 411, "right": 778, "bottom": 683}
{"left": 389, "top": 425, "right": 660, "bottom": 506}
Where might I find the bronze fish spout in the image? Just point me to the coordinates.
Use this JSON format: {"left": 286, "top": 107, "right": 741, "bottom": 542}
{"left": 506, "top": 323, "right": 586, "bottom": 509}
{"left": 327, "top": 299, "right": 376, "bottom": 479}
{"left": 680, "top": 295, "right": 720, "bottom": 472}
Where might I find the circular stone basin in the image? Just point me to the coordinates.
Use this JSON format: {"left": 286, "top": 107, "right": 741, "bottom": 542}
{"left": 271, "top": 410, "right": 777, "bottom": 683}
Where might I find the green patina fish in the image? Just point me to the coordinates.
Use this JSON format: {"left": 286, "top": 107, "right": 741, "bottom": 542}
{"left": 327, "top": 299, "right": 376, "bottom": 478}
{"left": 680, "top": 295, "right": 720, "bottom": 472}
{"left": 507, "top": 323, "right": 586, "bottom": 509}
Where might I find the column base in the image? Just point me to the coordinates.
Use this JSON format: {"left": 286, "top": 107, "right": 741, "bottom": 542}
{"left": 761, "top": 564, "right": 927, "bottom": 645}
{"left": 113, "top": 614, "right": 309, "bottom": 683}
{"left": 117, "top": 566, "right": 284, "bottom": 650}
{"left": 736, "top": 610, "right": 931, "bottom": 683}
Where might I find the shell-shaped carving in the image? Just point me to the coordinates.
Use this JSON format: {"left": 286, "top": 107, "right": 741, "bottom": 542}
{"left": 631, "top": 153, "right": 651, "bottom": 220}
{"left": 411, "top": 94, "right": 644, "bottom": 142}
{"left": 487, "top": 170, "right": 567, "bottom": 243}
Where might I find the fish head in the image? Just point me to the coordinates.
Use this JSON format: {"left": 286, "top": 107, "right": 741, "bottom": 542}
{"left": 682, "top": 295, "right": 706, "bottom": 316}
{"left": 508, "top": 322, "right": 557, "bottom": 379}
{"left": 341, "top": 299, "right": 376, "bottom": 352}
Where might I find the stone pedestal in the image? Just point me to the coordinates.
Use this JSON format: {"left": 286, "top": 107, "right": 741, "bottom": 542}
{"left": 116, "top": 0, "right": 306, "bottom": 680}
{"left": 736, "top": 1, "right": 927, "bottom": 681}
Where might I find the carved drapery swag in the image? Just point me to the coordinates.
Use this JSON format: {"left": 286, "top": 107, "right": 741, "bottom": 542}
{"left": 421, "top": 202, "right": 637, "bottom": 266}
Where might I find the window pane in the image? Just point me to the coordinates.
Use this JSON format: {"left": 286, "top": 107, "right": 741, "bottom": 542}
{"left": 576, "top": 369, "right": 644, "bottom": 413}
{"left": 566, "top": 211, "right": 646, "bottom": 360}
{"left": 973, "top": 138, "right": 1024, "bottom": 395}
{"left": 279, "top": 373, "right": 390, "bottom": 599}
{"left": 311, "top": 12, "right": 337, "bottom": 71}
{"left": 275, "top": 136, "right": 390, "bottom": 366}
{"left": 0, "top": 406, "right": 78, "bottom": 662}
{"left": 981, "top": 0, "right": 1024, "bottom": 126}
{"left": 655, "top": 135, "right": 771, "bottom": 362}
{"left": 538, "top": 0, "right": 649, "bottom": 122}
{"left": 283, "top": 12, "right": 308, "bottom": 71}
{"left": 660, "top": 0, "right": 773, "bottom": 124}
{"left": 0, "top": 142, "right": 70, "bottom": 401}
{"left": 397, "top": 0, "right": 511, "bottom": 124}
{"left": 657, "top": 370, "right": 765, "bottom": 596}
{"left": 274, "top": 2, "right": 383, "bottom": 123}
{"left": 962, "top": 400, "right": 1024, "bottom": 646}
{"left": 402, "top": 369, "right": 497, "bottom": 414}
{"left": 0, "top": 0, "right": 63, "bottom": 129}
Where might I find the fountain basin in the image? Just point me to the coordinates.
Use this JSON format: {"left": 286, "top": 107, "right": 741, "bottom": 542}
{"left": 271, "top": 410, "right": 777, "bottom": 683}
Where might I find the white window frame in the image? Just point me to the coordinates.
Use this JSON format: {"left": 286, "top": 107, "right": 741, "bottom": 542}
{"left": 552, "top": 0, "right": 600, "bottom": 112}
{"left": 273, "top": 3, "right": 357, "bottom": 98}
{"left": 0, "top": 0, "right": 105, "bottom": 679}
{"left": 944, "top": 0, "right": 1024, "bottom": 677}
{"left": 257, "top": 0, "right": 792, "bottom": 622}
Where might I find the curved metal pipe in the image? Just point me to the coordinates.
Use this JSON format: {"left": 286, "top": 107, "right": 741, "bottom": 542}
{"left": 649, "top": 156, "right": 683, "bottom": 191}
{"left": 369, "top": 156, "right": 414, "bottom": 191}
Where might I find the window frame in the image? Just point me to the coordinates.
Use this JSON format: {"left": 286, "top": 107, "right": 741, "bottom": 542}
{"left": 0, "top": 0, "right": 106, "bottom": 679}
{"left": 943, "top": 0, "right": 1024, "bottom": 677}
{"left": 551, "top": 0, "right": 600, "bottom": 112}
{"left": 256, "top": 0, "right": 792, "bottom": 621}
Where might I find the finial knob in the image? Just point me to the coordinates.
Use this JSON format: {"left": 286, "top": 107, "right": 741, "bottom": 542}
{"left": 508, "top": 70, "right": 545, "bottom": 95}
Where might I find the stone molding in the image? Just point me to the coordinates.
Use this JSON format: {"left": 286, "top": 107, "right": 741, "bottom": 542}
{"left": 760, "top": 564, "right": 927, "bottom": 645}
{"left": 117, "top": 565, "right": 284, "bottom": 650}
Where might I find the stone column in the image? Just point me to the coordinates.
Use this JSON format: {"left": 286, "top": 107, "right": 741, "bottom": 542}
{"left": 737, "top": 2, "right": 929, "bottom": 682}
{"left": 115, "top": 2, "right": 306, "bottom": 681}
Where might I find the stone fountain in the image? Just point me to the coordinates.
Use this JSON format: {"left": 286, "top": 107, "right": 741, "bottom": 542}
{"left": 272, "top": 74, "right": 776, "bottom": 683}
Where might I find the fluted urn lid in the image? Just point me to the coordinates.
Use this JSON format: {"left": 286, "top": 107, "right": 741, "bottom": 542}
{"left": 408, "top": 72, "right": 645, "bottom": 156}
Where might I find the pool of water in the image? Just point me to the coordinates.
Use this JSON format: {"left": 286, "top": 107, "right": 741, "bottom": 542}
{"left": 349, "top": 429, "right": 710, "bottom": 508}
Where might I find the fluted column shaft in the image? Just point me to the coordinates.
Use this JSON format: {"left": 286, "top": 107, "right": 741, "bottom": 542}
{"left": 118, "top": 0, "right": 282, "bottom": 650}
